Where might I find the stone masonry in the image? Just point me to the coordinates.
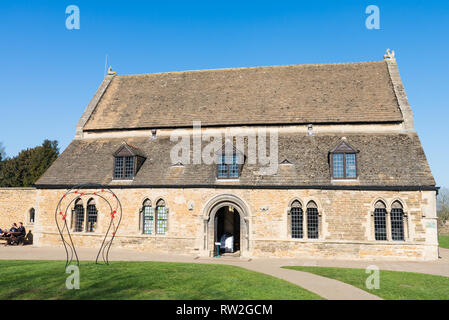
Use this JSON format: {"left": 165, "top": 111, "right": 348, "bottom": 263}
{"left": 1, "top": 187, "right": 432, "bottom": 260}
{"left": 0, "top": 188, "right": 37, "bottom": 232}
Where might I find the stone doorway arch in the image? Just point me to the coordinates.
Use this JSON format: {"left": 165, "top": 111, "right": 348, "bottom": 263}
{"left": 202, "top": 194, "right": 251, "bottom": 257}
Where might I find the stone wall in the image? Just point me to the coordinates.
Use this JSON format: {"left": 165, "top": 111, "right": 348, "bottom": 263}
{"left": 22, "top": 187, "right": 438, "bottom": 261}
{"left": 0, "top": 188, "right": 37, "bottom": 232}
{"left": 0, "top": 187, "right": 438, "bottom": 260}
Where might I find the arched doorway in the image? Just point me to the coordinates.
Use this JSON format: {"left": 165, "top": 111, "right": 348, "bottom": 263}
{"left": 203, "top": 194, "right": 250, "bottom": 257}
{"left": 214, "top": 205, "right": 241, "bottom": 255}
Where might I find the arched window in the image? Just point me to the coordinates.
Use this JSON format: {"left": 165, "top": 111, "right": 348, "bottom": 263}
{"left": 74, "top": 199, "right": 84, "bottom": 232}
{"left": 374, "top": 201, "right": 387, "bottom": 240}
{"left": 86, "top": 199, "right": 98, "bottom": 233}
{"left": 142, "top": 199, "right": 153, "bottom": 235}
{"left": 306, "top": 201, "right": 319, "bottom": 239}
{"left": 29, "top": 208, "right": 35, "bottom": 224}
{"left": 391, "top": 201, "right": 405, "bottom": 241}
{"left": 290, "top": 200, "right": 303, "bottom": 239}
{"left": 156, "top": 199, "right": 168, "bottom": 235}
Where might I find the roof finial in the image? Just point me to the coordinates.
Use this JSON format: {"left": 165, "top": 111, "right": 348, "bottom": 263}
{"left": 384, "top": 48, "right": 395, "bottom": 60}
{"left": 107, "top": 66, "right": 117, "bottom": 76}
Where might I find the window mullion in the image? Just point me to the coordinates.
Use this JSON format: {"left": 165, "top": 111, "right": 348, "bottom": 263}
{"left": 84, "top": 205, "right": 87, "bottom": 232}
{"left": 154, "top": 208, "right": 157, "bottom": 234}
{"left": 122, "top": 157, "right": 126, "bottom": 178}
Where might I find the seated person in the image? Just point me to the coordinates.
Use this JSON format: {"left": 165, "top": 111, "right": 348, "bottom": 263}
{"left": 25, "top": 230, "right": 33, "bottom": 244}
{"left": 16, "top": 222, "right": 26, "bottom": 244}
{"left": 0, "top": 227, "right": 9, "bottom": 237}
{"left": 5, "top": 223, "right": 19, "bottom": 246}
{"left": 9, "top": 223, "right": 18, "bottom": 233}
{"left": 2, "top": 223, "right": 17, "bottom": 238}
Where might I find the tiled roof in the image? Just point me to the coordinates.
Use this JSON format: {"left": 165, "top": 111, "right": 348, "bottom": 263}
{"left": 36, "top": 133, "right": 435, "bottom": 187}
{"left": 83, "top": 61, "right": 403, "bottom": 131}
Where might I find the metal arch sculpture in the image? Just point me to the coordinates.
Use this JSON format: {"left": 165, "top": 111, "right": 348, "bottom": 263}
{"left": 54, "top": 183, "right": 122, "bottom": 267}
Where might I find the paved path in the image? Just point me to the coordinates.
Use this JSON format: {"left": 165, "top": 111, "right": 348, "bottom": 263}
{"left": 1, "top": 246, "right": 449, "bottom": 300}
{"left": 216, "top": 258, "right": 381, "bottom": 300}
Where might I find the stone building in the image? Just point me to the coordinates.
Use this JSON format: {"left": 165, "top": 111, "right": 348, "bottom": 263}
{"left": 3, "top": 51, "right": 439, "bottom": 260}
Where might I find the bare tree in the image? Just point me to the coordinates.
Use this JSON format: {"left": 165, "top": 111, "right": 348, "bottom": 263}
{"left": 437, "top": 187, "right": 449, "bottom": 233}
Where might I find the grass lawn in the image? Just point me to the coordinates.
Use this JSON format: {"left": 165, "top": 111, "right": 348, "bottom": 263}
{"left": 439, "top": 234, "right": 449, "bottom": 249}
{"left": 283, "top": 266, "right": 449, "bottom": 300}
{"left": 0, "top": 260, "right": 322, "bottom": 300}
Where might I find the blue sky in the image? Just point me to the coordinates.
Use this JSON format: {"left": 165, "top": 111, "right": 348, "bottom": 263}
{"left": 0, "top": 0, "right": 448, "bottom": 187}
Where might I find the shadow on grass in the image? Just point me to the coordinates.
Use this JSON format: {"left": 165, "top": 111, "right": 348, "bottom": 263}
{"left": 283, "top": 265, "right": 449, "bottom": 300}
{"left": 0, "top": 260, "right": 322, "bottom": 300}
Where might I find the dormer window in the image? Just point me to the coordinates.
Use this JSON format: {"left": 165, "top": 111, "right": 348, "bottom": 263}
{"left": 218, "top": 154, "right": 239, "bottom": 179}
{"left": 114, "top": 156, "right": 135, "bottom": 179}
{"left": 113, "top": 143, "right": 146, "bottom": 180}
{"left": 330, "top": 138, "right": 358, "bottom": 179}
{"left": 216, "top": 141, "right": 244, "bottom": 179}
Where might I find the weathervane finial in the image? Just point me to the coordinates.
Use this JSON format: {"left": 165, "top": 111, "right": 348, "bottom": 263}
{"left": 384, "top": 48, "right": 395, "bottom": 60}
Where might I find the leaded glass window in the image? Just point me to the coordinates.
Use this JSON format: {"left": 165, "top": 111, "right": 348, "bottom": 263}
{"left": 229, "top": 154, "right": 239, "bottom": 177}
{"left": 74, "top": 200, "right": 84, "bottom": 232}
{"left": 374, "top": 201, "right": 387, "bottom": 241}
{"left": 391, "top": 201, "right": 405, "bottom": 241}
{"left": 86, "top": 199, "right": 97, "bottom": 233}
{"left": 291, "top": 201, "right": 303, "bottom": 239}
{"left": 113, "top": 144, "right": 146, "bottom": 180}
{"left": 142, "top": 200, "right": 154, "bottom": 235}
{"left": 114, "top": 157, "right": 124, "bottom": 179}
{"left": 307, "top": 201, "right": 319, "bottom": 239}
{"left": 332, "top": 153, "right": 344, "bottom": 178}
{"left": 114, "top": 156, "right": 135, "bottom": 179}
{"left": 345, "top": 153, "right": 357, "bottom": 178}
{"left": 218, "top": 155, "right": 228, "bottom": 178}
{"left": 218, "top": 154, "right": 240, "bottom": 179}
{"left": 125, "top": 156, "right": 134, "bottom": 178}
{"left": 332, "top": 152, "right": 357, "bottom": 179}
{"left": 156, "top": 200, "right": 168, "bottom": 235}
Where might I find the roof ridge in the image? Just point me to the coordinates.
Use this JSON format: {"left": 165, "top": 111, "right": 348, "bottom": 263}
{"left": 116, "top": 60, "right": 386, "bottom": 78}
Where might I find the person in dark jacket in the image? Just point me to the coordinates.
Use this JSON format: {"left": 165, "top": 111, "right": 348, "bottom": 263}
{"left": 15, "top": 222, "right": 26, "bottom": 245}
{"left": 9, "top": 223, "right": 18, "bottom": 233}
{"left": 5, "top": 223, "right": 24, "bottom": 246}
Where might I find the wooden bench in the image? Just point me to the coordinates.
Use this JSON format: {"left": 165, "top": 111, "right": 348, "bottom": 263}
{"left": 0, "top": 236, "right": 13, "bottom": 245}
{"left": 0, "top": 232, "right": 33, "bottom": 246}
